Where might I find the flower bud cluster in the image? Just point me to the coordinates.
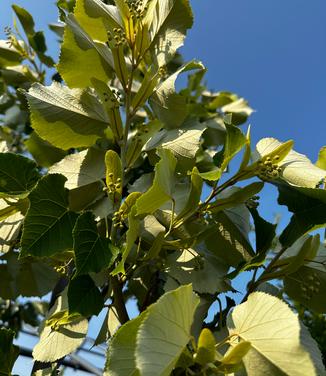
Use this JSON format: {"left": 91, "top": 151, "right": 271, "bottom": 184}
{"left": 107, "top": 28, "right": 126, "bottom": 47}
{"left": 257, "top": 155, "right": 282, "bottom": 181}
{"left": 158, "top": 66, "right": 168, "bottom": 78}
{"left": 106, "top": 175, "right": 122, "bottom": 194}
{"left": 131, "top": 123, "right": 149, "bottom": 144}
{"left": 4, "top": 26, "right": 27, "bottom": 59}
{"left": 112, "top": 208, "right": 126, "bottom": 229}
{"left": 246, "top": 195, "right": 260, "bottom": 209}
{"left": 301, "top": 272, "right": 320, "bottom": 300}
{"left": 103, "top": 88, "right": 122, "bottom": 108}
{"left": 54, "top": 264, "right": 67, "bottom": 276}
{"left": 128, "top": 0, "right": 148, "bottom": 20}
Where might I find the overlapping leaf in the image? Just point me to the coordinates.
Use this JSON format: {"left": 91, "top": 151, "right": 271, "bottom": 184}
{"left": 33, "top": 293, "right": 88, "bottom": 362}
{"left": 26, "top": 82, "right": 108, "bottom": 150}
{"left": 227, "top": 292, "right": 324, "bottom": 376}
{"left": 58, "top": 13, "right": 114, "bottom": 88}
{"left": 136, "top": 149, "right": 176, "bottom": 215}
{"left": 21, "top": 174, "right": 78, "bottom": 257}
{"left": 255, "top": 138, "right": 326, "bottom": 188}
{"left": 73, "top": 211, "right": 117, "bottom": 276}
{"left": 49, "top": 148, "right": 105, "bottom": 190}
{"left": 146, "top": 0, "right": 193, "bottom": 67}
{"left": 149, "top": 60, "right": 205, "bottom": 129}
{"left": 0, "top": 153, "right": 40, "bottom": 198}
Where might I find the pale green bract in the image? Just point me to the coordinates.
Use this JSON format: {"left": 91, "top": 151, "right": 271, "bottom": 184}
{"left": 227, "top": 292, "right": 324, "bottom": 376}
{"left": 255, "top": 137, "right": 326, "bottom": 188}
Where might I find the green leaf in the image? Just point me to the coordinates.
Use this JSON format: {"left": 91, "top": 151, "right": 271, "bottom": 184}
{"left": 277, "top": 183, "right": 326, "bottom": 247}
{"left": 49, "top": 148, "right": 105, "bottom": 190}
{"left": 0, "top": 328, "right": 19, "bottom": 376}
{"left": 74, "top": 0, "right": 122, "bottom": 42}
{"left": 165, "top": 249, "right": 230, "bottom": 294}
{"left": 227, "top": 292, "right": 324, "bottom": 376}
{"left": 277, "top": 235, "right": 320, "bottom": 276}
{"left": 316, "top": 146, "right": 326, "bottom": 170}
{"left": 144, "top": 120, "right": 206, "bottom": 160}
{"left": 105, "top": 312, "right": 145, "bottom": 376}
{"left": 174, "top": 167, "right": 203, "bottom": 224}
{"left": 0, "top": 153, "right": 40, "bottom": 198}
{"left": 222, "top": 98, "right": 254, "bottom": 125}
{"left": 0, "top": 252, "right": 59, "bottom": 299}
{"left": 68, "top": 274, "right": 104, "bottom": 317}
{"left": 12, "top": 5, "right": 35, "bottom": 35}
{"left": 205, "top": 204, "right": 255, "bottom": 267}
{"left": 58, "top": 13, "right": 114, "bottom": 88}
{"left": 33, "top": 293, "right": 88, "bottom": 362}
{"left": 0, "top": 40, "right": 22, "bottom": 68}
{"left": 209, "top": 183, "right": 264, "bottom": 214}
{"left": 25, "top": 132, "right": 66, "bottom": 168}
{"left": 149, "top": 61, "right": 205, "bottom": 129}
{"left": 21, "top": 174, "right": 78, "bottom": 257}
{"left": 284, "top": 245, "right": 326, "bottom": 313}
{"left": 219, "top": 124, "right": 247, "bottom": 172}
{"left": 73, "top": 211, "right": 117, "bottom": 276}
{"left": 135, "top": 285, "right": 200, "bottom": 376}
{"left": 146, "top": 0, "right": 193, "bottom": 67}
{"left": 249, "top": 206, "right": 276, "bottom": 254}
{"left": 221, "top": 341, "right": 251, "bottom": 365}
{"left": 194, "top": 328, "right": 216, "bottom": 365}
{"left": 0, "top": 199, "right": 24, "bottom": 253}
{"left": 131, "top": 67, "right": 159, "bottom": 112}
{"left": 136, "top": 149, "right": 177, "bottom": 216}
{"left": 26, "top": 82, "right": 108, "bottom": 150}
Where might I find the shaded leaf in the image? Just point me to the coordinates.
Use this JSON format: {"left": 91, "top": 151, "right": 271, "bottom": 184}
{"left": 0, "top": 153, "right": 40, "bottom": 198}
{"left": 73, "top": 211, "right": 117, "bottom": 276}
{"left": 0, "top": 328, "right": 19, "bottom": 376}
{"left": 21, "top": 174, "right": 78, "bottom": 257}
{"left": 68, "top": 274, "right": 103, "bottom": 317}
{"left": 149, "top": 60, "right": 205, "bottom": 129}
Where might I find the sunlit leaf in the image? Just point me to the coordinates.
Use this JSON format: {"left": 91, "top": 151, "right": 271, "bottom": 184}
{"left": 136, "top": 285, "right": 199, "bottom": 376}
{"left": 26, "top": 82, "right": 108, "bottom": 150}
{"left": 227, "top": 292, "right": 324, "bottom": 376}
{"left": 49, "top": 148, "right": 105, "bottom": 190}
{"left": 136, "top": 149, "right": 176, "bottom": 216}
{"left": 33, "top": 293, "right": 88, "bottom": 362}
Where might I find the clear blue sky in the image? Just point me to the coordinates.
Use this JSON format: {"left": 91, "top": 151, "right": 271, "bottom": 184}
{"left": 1, "top": 0, "right": 325, "bottom": 373}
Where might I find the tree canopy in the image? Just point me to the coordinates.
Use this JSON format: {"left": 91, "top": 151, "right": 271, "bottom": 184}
{"left": 0, "top": 0, "right": 326, "bottom": 375}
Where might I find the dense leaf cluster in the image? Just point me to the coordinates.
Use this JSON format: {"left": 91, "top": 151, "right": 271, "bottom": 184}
{"left": 0, "top": 0, "right": 326, "bottom": 375}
